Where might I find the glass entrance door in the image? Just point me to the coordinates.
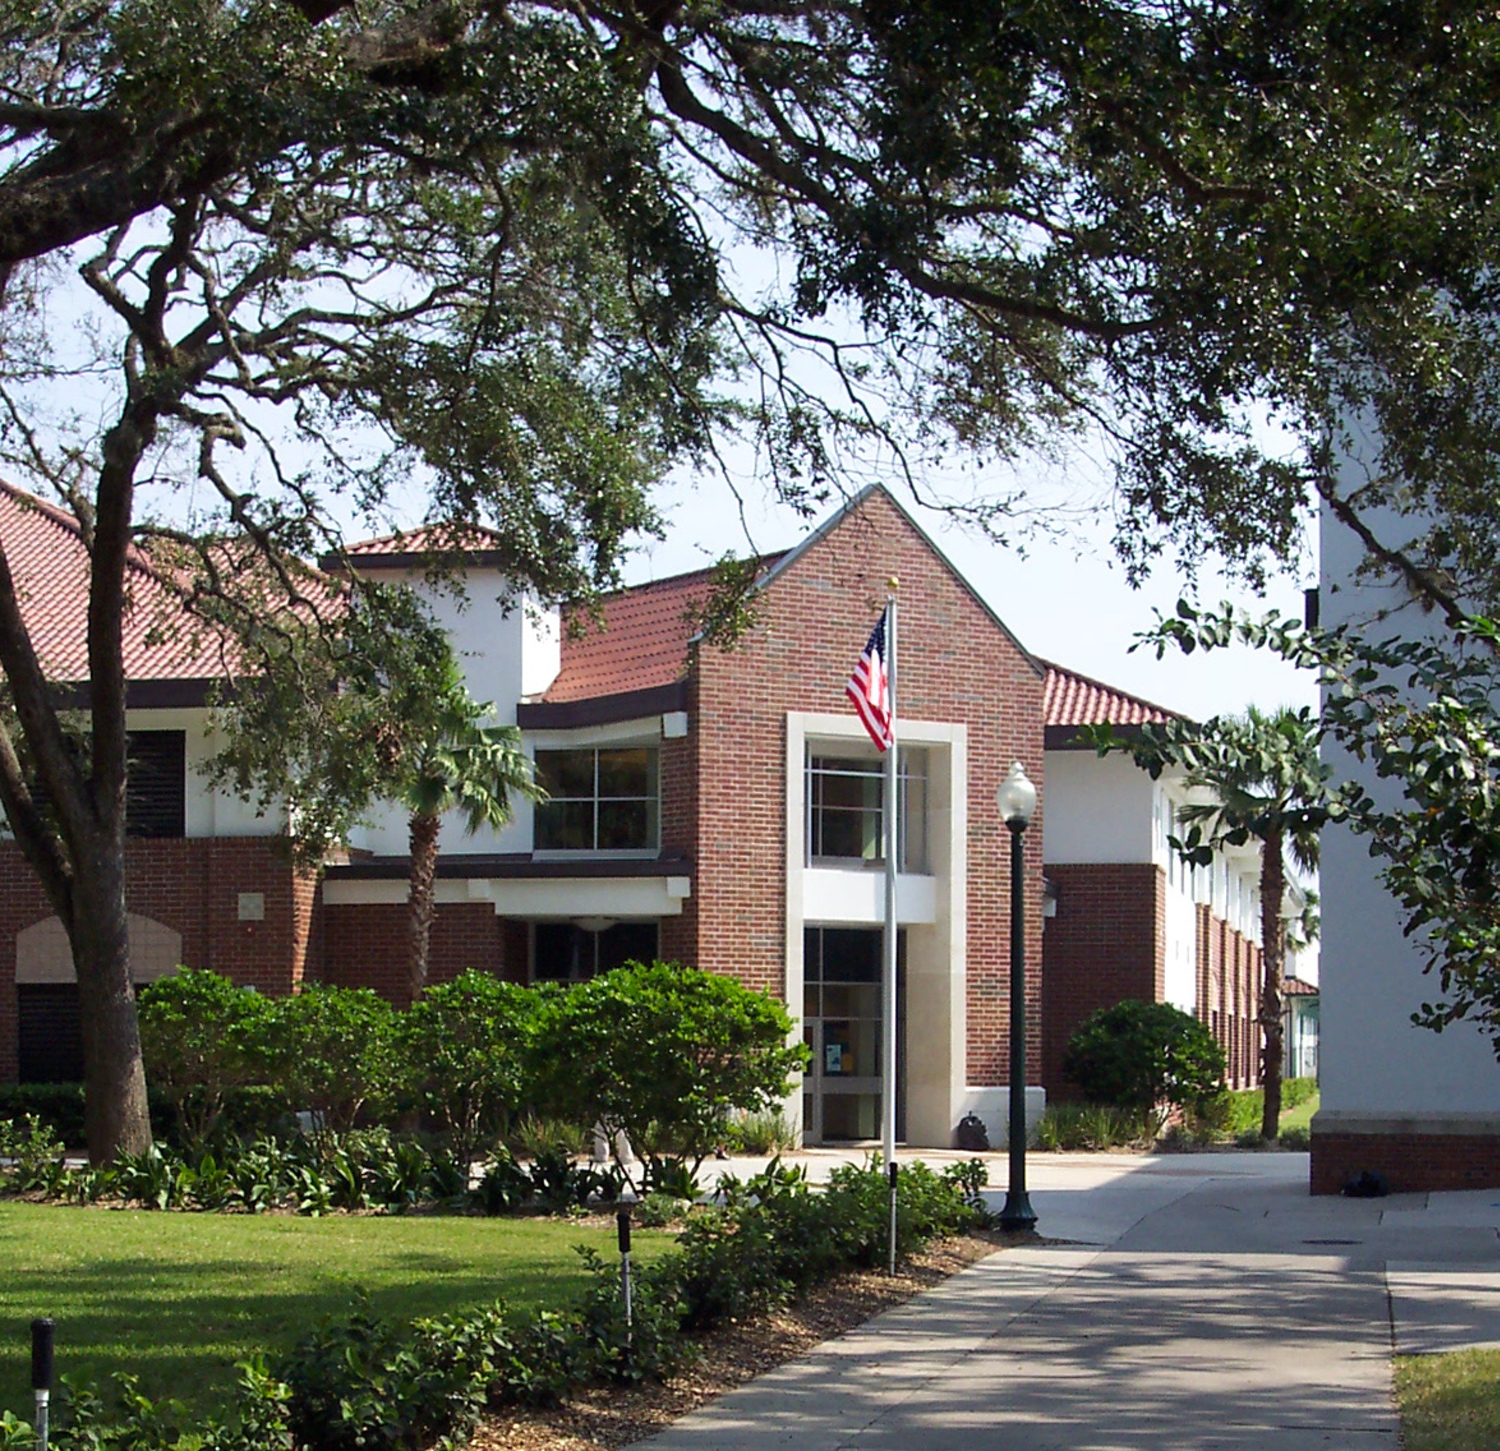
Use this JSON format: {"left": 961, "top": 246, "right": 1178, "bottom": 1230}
{"left": 802, "top": 927, "right": 905, "bottom": 1143}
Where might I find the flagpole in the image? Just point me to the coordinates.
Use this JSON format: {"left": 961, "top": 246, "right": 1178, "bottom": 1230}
{"left": 882, "top": 581, "right": 899, "bottom": 1273}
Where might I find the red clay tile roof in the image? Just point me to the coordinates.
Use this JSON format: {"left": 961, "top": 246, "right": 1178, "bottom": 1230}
{"left": 339, "top": 524, "right": 507, "bottom": 563}
{"left": 1042, "top": 661, "right": 1181, "bottom": 729}
{"left": 0, "top": 481, "right": 232, "bottom": 683}
{"left": 544, "top": 566, "right": 716, "bottom": 703}
{"left": 1283, "top": 976, "right": 1319, "bottom": 997}
{"left": 543, "top": 557, "right": 787, "bottom": 703}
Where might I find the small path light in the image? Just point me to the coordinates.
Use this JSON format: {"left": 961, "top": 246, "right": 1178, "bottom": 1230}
{"left": 997, "top": 762, "right": 1039, "bottom": 1236}
{"left": 31, "top": 1317, "right": 54, "bottom": 1451}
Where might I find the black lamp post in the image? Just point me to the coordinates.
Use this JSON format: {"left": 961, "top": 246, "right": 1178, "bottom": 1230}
{"left": 997, "top": 761, "right": 1038, "bottom": 1234}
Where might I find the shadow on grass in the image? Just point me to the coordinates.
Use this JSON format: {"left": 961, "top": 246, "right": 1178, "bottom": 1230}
{"left": 0, "top": 1208, "right": 661, "bottom": 1418}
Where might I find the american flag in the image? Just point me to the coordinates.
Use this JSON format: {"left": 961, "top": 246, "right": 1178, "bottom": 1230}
{"left": 847, "top": 609, "right": 893, "bottom": 751}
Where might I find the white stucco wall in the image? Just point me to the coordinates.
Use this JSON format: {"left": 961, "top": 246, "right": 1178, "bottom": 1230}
{"left": 1319, "top": 427, "right": 1500, "bottom": 1122}
{"left": 1041, "top": 750, "right": 1157, "bottom": 863}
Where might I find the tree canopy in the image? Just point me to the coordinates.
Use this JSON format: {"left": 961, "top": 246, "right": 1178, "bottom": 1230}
{"left": 7, "top": 0, "right": 1500, "bottom": 1155}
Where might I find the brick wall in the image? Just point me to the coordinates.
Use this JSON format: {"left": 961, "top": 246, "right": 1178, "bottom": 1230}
{"left": 1197, "top": 906, "right": 1263, "bottom": 1090}
{"left": 1040, "top": 862, "right": 1166, "bottom": 1096}
{"left": 322, "top": 899, "right": 510, "bottom": 1006}
{"left": 1311, "top": 1130, "right": 1500, "bottom": 1194}
{"left": 0, "top": 837, "right": 316, "bottom": 1082}
{"left": 683, "top": 492, "right": 1045, "bottom": 1086}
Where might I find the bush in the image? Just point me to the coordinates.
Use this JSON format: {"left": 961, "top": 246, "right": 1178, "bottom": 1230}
{"left": 262, "top": 986, "right": 398, "bottom": 1136}
{"left": 728, "top": 1109, "right": 797, "bottom": 1154}
{"left": 0, "top": 1083, "right": 86, "bottom": 1147}
{"left": 392, "top": 972, "right": 538, "bottom": 1166}
{"left": 530, "top": 961, "right": 808, "bottom": 1194}
{"left": 139, "top": 968, "right": 279, "bottom": 1153}
{"left": 1062, "top": 1000, "right": 1225, "bottom": 1114}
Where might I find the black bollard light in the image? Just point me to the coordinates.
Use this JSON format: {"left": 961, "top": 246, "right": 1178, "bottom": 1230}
{"left": 617, "top": 1206, "right": 633, "bottom": 1344}
{"left": 31, "top": 1318, "right": 54, "bottom": 1451}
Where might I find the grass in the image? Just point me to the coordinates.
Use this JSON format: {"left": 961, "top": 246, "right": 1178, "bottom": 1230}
{"left": 0, "top": 1202, "right": 671, "bottom": 1420}
{"left": 1394, "top": 1349, "right": 1500, "bottom": 1450}
{"left": 1278, "top": 1088, "right": 1319, "bottom": 1135}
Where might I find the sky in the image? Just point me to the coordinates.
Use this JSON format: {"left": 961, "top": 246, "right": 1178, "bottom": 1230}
{"left": 622, "top": 467, "right": 1320, "bottom": 724}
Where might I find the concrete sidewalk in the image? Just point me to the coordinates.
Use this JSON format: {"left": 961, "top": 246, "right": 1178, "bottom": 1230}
{"left": 632, "top": 1151, "right": 1500, "bottom": 1449}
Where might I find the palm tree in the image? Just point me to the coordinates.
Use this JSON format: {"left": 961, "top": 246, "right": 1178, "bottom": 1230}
{"left": 395, "top": 684, "right": 543, "bottom": 1002}
{"left": 1167, "top": 706, "right": 1331, "bottom": 1139}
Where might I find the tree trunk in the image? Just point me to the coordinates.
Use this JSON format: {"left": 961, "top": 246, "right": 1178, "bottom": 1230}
{"left": 407, "top": 811, "right": 442, "bottom": 1004}
{"left": 1259, "top": 823, "right": 1287, "bottom": 1141}
{"left": 72, "top": 832, "right": 153, "bottom": 1163}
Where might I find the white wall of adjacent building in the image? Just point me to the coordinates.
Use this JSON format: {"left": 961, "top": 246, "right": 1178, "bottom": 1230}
{"left": 1319, "top": 419, "right": 1500, "bottom": 1124}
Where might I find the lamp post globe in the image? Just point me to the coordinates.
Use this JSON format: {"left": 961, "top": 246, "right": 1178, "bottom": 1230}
{"left": 998, "top": 761, "right": 1038, "bottom": 1234}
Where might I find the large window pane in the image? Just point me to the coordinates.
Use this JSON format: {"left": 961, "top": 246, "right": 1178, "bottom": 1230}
{"left": 598, "top": 800, "right": 653, "bottom": 850}
{"left": 533, "top": 746, "right": 658, "bottom": 851}
{"left": 597, "top": 747, "right": 653, "bottom": 797}
{"left": 535, "top": 750, "right": 596, "bottom": 798}
{"left": 534, "top": 799, "right": 595, "bottom": 851}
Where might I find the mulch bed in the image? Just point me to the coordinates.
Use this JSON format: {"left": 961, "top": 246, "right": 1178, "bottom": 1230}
{"left": 470, "top": 1232, "right": 1007, "bottom": 1451}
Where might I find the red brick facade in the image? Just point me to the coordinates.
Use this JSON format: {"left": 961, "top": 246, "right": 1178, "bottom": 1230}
{"left": 0, "top": 836, "right": 318, "bottom": 1081}
{"left": 1196, "top": 904, "right": 1264, "bottom": 1090}
{"left": 1311, "top": 1130, "right": 1500, "bottom": 1195}
{"left": 1041, "top": 862, "right": 1165, "bottom": 1097}
{"left": 675, "top": 493, "right": 1046, "bottom": 1087}
{"left": 1039, "top": 870, "right": 1266, "bottom": 1097}
{"left": 321, "top": 900, "right": 516, "bottom": 1006}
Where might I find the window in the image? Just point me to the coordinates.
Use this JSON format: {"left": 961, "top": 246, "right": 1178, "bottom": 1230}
{"left": 126, "top": 731, "right": 186, "bottom": 838}
{"left": 25, "top": 730, "right": 185, "bottom": 839}
{"left": 532, "top": 921, "right": 659, "bottom": 982}
{"left": 806, "top": 748, "right": 928, "bottom": 871}
{"left": 534, "top": 746, "right": 658, "bottom": 852}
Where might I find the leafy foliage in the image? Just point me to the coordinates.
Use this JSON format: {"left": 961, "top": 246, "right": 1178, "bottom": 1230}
{"left": 1145, "top": 602, "right": 1500, "bottom": 1058}
{"left": 138, "top": 969, "right": 278, "bottom": 1153}
{"left": 391, "top": 971, "right": 537, "bottom": 1166}
{"left": 530, "top": 961, "right": 809, "bottom": 1194}
{"left": 1062, "top": 1000, "right": 1226, "bottom": 1114}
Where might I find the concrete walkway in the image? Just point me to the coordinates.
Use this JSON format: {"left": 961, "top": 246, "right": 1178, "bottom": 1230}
{"left": 632, "top": 1150, "right": 1500, "bottom": 1449}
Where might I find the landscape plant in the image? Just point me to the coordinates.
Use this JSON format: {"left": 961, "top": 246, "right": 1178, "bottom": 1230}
{"left": 259, "top": 986, "right": 397, "bottom": 1140}
{"left": 137, "top": 968, "right": 277, "bottom": 1153}
{"left": 0, "top": 1158, "right": 977, "bottom": 1446}
{"left": 1062, "top": 1000, "right": 1226, "bottom": 1118}
{"left": 387, "top": 671, "right": 544, "bottom": 1001}
{"left": 391, "top": 971, "right": 538, "bottom": 1166}
{"left": 529, "top": 961, "right": 808, "bottom": 1194}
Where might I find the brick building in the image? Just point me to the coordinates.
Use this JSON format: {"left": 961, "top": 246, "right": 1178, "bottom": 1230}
{"left": 1039, "top": 663, "right": 1280, "bottom": 1101}
{"left": 0, "top": 478, "right": 1287, "bottom": 1146}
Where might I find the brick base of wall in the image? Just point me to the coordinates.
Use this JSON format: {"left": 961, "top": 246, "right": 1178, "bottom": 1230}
{"left": 1311, "top": 1127, "right": 1500, "bottom": 1194}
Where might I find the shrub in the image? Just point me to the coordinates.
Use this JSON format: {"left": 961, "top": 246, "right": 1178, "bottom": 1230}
{"left": 1062, "top": 1000, "right": 1225, "bottom": 1114}
{"left": 262, "top": 986, "right": 398, "bottom": 1136}
{"left": 1279, "top": 1125, "right": 1311, "bottom": 1151}
{"left": 392, "top": 972, "right": 538, "bottom": 1166}
{"left": 728, "top": 1109, "right": 797, "bottom": 1154}
{"left": 139, "top": 968, "right": 279, "bottom": 1153}
{"left": 530, "top": 961, "right": 809, "bottom": 1194}
{"left": 0, "top": 1083, "right": 86, "bottom": 1147}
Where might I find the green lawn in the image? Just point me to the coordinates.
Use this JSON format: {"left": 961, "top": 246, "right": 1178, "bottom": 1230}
{"left": 1279, "top": 1089, "right": 1319, "bottom": 1135}
{"left": 1394, "top": 1348, "right": 1500, "bottom": 1450}
{"left": 0, "top": 1202, "right": 670, "bottom": 1419}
